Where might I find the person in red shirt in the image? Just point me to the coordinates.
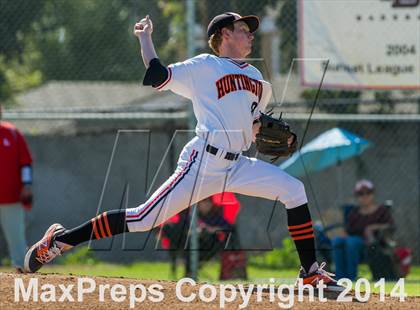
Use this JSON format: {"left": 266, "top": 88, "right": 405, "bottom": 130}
{"left": 0, "top": 104, "right": 33, "bottom": 272}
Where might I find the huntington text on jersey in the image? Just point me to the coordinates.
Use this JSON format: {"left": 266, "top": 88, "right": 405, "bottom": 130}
{"left": 216, "top": 74, "right": 263, "bottom": 101}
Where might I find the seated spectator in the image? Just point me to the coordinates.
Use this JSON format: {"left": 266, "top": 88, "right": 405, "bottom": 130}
{"left": 197, "top": 197, "right": 234, "bottom": 237}
{"left": 184, "top": 197, "right": 234, "bottom": 276}
{"left": 207, "top": 193, "right": 247, "bottom": 280}
{"left": 159, "top": 194, "right": 245, "bottom": 279}
{"left": 332, "top": 180, "right": 394, "bottom": 280}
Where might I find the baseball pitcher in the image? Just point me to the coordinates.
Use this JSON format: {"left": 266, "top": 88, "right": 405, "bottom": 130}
{"left": 24, "top": 12, "right": 343, "bottom": 292}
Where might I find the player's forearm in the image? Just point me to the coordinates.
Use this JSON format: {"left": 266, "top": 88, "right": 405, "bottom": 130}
{"left": 138, "top": 34, "right": 158, "bottom": 68}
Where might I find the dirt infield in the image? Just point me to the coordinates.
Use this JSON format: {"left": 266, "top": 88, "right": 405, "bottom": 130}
{"left": 1, "top": 272, "right": 419, "bottom": 309}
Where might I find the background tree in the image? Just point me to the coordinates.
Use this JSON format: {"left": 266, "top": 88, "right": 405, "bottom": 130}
{"left": 33, "top": 0, "right": 159, "bottom": 81}
{"left": 0, "top": 0, "right": 44, "bottom": 103}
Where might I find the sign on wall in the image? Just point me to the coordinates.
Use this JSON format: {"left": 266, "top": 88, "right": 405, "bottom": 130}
{"left": 299, "top": 0, "right": 420, "bottom": 89}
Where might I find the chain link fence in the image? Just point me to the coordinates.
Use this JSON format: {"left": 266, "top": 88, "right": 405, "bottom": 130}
{"left": 1, "top": 0, "right": 419, "bottom": 281}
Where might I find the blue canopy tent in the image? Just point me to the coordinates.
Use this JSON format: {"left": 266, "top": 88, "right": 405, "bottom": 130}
{"left": 280, "top": 127, "right": 372, "bottom": 176}
{"left": 280, "top": 127, "right": 372, "bottom": 201}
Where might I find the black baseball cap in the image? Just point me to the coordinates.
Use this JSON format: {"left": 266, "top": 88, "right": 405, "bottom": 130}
{"left": 207, "top": 12, "right": 260, "bottom": 38}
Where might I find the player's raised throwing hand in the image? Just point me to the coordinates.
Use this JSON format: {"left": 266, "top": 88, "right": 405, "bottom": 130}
{"left": 134, "top": 15, "right": 153, "bottom": 37}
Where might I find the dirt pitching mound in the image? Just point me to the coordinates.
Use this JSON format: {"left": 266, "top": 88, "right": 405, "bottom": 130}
{"left": 1, "top": 272, "right": 419, "bottom": 309}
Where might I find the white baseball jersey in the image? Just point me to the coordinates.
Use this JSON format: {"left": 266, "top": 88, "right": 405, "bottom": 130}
{"left": 155, "top": 53, "right": 272, "bottom": 152}
{"left": 126, "top": 54, "right": 307, "bottom": 233}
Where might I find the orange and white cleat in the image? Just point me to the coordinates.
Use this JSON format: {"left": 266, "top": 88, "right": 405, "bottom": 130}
{"left": 297, "top": 262, "right": 345, "bottom": 292}
{"left": 24, "top": 223, "right": 68, "bottom": 273}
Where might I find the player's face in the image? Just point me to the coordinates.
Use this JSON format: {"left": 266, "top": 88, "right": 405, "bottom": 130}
{"left": 229, "top": 21, "right": 254, "bottom": 57}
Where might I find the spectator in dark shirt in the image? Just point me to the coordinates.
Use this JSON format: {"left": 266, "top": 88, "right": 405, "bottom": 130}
{"left": 332, "top": 180, "right": 394, "bottom": 280}
{"left": 184, "top": 197, "right": 234, "bottom": 277}
{"left": 197, "top": 197, "right": 234, "bottom": 235}
{"left": 159, "top": 195, "right": 240, "bottom": 278}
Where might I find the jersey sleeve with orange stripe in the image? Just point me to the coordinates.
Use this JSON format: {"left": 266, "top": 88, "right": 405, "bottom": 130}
{"left": 154, "top": 53, "right": 210, "bottom": 99}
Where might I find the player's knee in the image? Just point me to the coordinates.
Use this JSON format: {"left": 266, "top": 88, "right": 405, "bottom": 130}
{"left": 283, "top": 177, "right": 308, "bottom": 209}
{"left": 289, "top": 177, "right": 306, "bottom": 196}
{"left": 126, "top": 221, "right": 154, "bottom": 233}
{"left": 125, "top": 206, "right": 155, "bottom": 232}
{"left": 128, "top": 222, "right": 152, "bottom": 232}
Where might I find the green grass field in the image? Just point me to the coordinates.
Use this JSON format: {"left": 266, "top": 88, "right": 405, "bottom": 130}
{"left": 2, "top": 261, "right": 419, "bottom": 296}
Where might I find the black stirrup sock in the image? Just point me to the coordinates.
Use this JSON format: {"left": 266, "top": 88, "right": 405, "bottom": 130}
{"left": 55, "top": 210, "right": 128, "bottom": 246}
{"left": 287, "top": 204, "right": 317, "bottom": 272}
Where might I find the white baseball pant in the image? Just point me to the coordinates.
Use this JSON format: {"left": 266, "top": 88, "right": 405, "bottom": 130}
{"left": 125, "top": 136, "right": 307, "bottom": 232}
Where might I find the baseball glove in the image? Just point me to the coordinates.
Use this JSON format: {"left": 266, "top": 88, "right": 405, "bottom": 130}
{"left": 255, "top": 112, "right": 298, "bottom": 162}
